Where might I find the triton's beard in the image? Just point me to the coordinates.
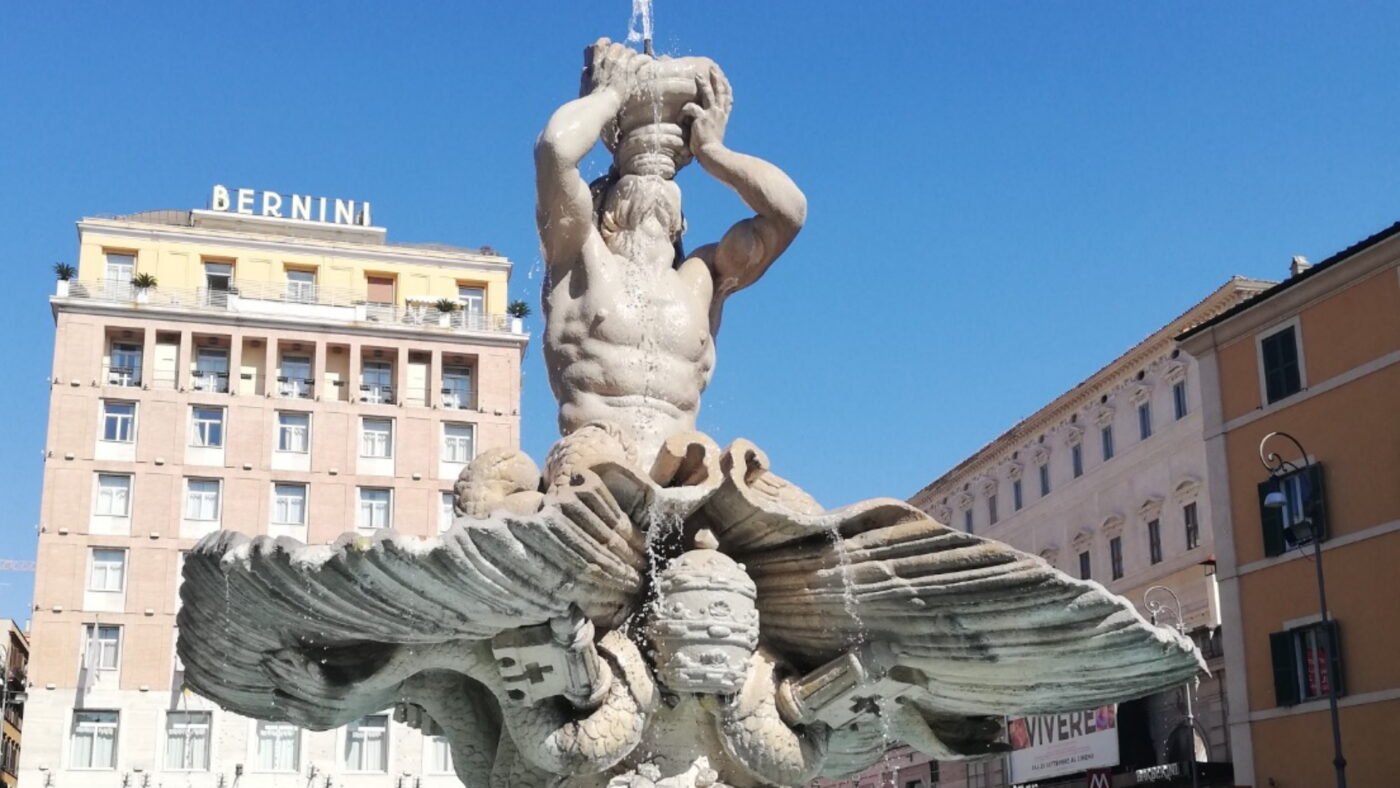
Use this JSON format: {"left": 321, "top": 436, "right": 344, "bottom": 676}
{"left": 600, "top": 174, "right": 683, "bottom": 258}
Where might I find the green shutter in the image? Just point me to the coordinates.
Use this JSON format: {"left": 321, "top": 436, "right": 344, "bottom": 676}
{"left": 1270, "top": 630, "right": 1300, "bottom": 706}
{"left": 1325, "top": 620, "right": 1344, "bottom": 697}
{"left": 1306, "top": 463, "right": 1328, "bottom": 542}
{"left": 1259, "top": 479, "right": 1286, "bottom": 557}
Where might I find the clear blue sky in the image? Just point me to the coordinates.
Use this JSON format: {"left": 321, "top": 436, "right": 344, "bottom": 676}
{"left": 3, "top": 2, "right": 1399, "bottom": 624}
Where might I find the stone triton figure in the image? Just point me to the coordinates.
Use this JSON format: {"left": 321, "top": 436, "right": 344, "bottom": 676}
{"left": 176, "top": 40, "right": 1205, "bottom": 788}
{"left": 538, "top": 39, "right": 806, "bottom": 465}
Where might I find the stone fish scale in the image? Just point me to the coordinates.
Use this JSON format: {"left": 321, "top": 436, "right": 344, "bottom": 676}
{"left": 178, "top": 431, "right": 1202, "bottom": 786}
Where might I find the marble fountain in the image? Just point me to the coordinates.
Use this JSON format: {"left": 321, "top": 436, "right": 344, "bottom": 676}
{"left": 177, "top": 38, "right": 1204, "bottom": 787}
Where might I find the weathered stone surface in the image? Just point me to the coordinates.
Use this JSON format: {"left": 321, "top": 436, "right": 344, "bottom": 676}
{"left": 177, "top": 37, "right": 1205, "bottom": 788}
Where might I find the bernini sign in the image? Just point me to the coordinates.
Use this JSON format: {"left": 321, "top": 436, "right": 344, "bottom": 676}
{"left": 210, "top": 185, "right": 373, "bottom": 227}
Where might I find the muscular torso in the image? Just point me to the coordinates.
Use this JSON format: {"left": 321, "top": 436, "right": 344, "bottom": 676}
{"left": 544, "top": 240, "right": 718, "bottom": 464}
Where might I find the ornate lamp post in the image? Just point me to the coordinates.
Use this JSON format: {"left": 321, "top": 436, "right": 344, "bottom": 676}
{"left": 1258, "top": 430, "right": 1346, "bottom": 788}
{"left": 1144, "top": 585, "right": 1200, "bottom": 788}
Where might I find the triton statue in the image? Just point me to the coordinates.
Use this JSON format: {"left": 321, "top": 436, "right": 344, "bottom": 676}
{"left": 178, "top": 39, "right": 1203, "bottom": 788}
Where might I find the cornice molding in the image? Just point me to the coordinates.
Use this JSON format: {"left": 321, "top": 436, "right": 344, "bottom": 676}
{"left": 79, "top": 219, "right": 514, "bottom": 275}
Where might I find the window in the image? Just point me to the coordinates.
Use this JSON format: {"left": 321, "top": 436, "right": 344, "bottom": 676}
{"left": 1109, "top": 537, "right": 1124, "bottom": 580}
{"left": 83, "top": 625, "right": 121, "bottom": 671}
{"left": 361, "top": 361, "right": 393, "bottom": 404}
{"left": 1137, "top": 402, "right": 1152, "bottom": 440}
{"left": 427, "top": 735, "right": 453, "bottom": 774}
{"left": 1038, "top": 463, "right": 1050, "bottom": 496}
{"left": 443, "top": 423, "right": 475, "bottom": 464}
{"left": 987, "top": 494, "right": 998, "bottom": 526}
{"left": 360, "top": 418, "right": 393, "bottom": 458}
{"left": 1148, "top": 519, "right": 1163, "bottom": 564}
{"left": 1071, "top": 444, "right": 1083, "bottom": 478}
{"left": 440, "top": 491, "right": 456, "bottom": 533}
{"left": 1259, "top": 464, "right": 1327, "bottom": 557}
{"left": 273, "top": 484, "right": 308, "bottom": 526}
{"left": 1078, "top": 551, "right": 1091, "bottom": 580}
{"left": 442, "top": 365, "right": 473, "bottom": 409}
{"left": 89, "top": 549, "right": 126, "bottom": 592}
{"left": 193, "top": 348, "right": 229, "bottom": 393}
{"left": 457, "top": 285, "right": 486, "bottom": 329}
{"left": 104, "top": 252, "right": 134, "bottom": 296}
{"left": 1261, "top": 325, "right": 1302, "bottom": 404}
{"left": 109, "top": 343, "right": 142, "bottom": 386}
{"left": 277, "top": 411, "right": 310, "bottom": 453}
{"left": 95, "top": 474, "right": 131, "bottom": 517}
{"left": 1184, "top": 502, "right": 1200, "bottom": 550}
{"left": 358, "top": 488, "right": 392, "bottom": 530}
{"left": 344, "top": 714, "right": 388, "bottom": 772}
{"left": 190, "top": 407, "right": 224, "bottom": 448}
{"left": 184, "top": 479, "right": 221, "bottom": 522}
{"left": 1012, "top": 479, "right": 1023, "bottom": 511}
{"left": 164, "top": 711, "right": 211, "bottom": 770}
{"left": 963, "top": 508, "right": 973, "bottom": 533}
{"left": 279, "top": 354, "right": 312, "bottom": 398}
{"left": 1101, "top": 426, "right": 1114, "bottom": 461}
{"left": 202, "top": 261, "right": 233, "bottom": 308}
{"left": 1173, "top": 380, "right": 1188, "bottom": 420}
{"left": 70, "top": 710, "right": 118, "bottom": 769}
{"left": 256, "top": 721, "right": 301, "bottom": 772}
{"left": 1270, "top": 621, "right": 1342, "bottom": 706}
{"left": 286, "top": 268, "right": 316, "bottom": 303}
{"left": 101, "top": 401, "right": 135, "bottom": 442}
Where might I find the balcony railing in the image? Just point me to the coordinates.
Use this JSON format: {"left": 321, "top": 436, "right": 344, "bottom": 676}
{"left": 360, "top": 384, "right": 395, "bottom": 405}
{"left": 277, "top": 377, "right": 315, "bottom": 399}
{"left": 62, "top": 280, "right": 522, "bottom": 335}
{"left": 190, "top": 370, "right": 230, "bottom": 393}
{"left": 103, "top": 365, "right": 140, "bottom": 387}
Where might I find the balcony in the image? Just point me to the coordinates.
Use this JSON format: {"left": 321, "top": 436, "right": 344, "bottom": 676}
{"left": 60, "top": 279, "right": 523, "bottom": 336}
{"left": 103, "top": 365, "right": 140, "bottom": 387}
{"left": 277, "top": 377, "right": 315, "bottom": 399}
{"left": 190, "top": 370, "right": 230, "bottom": 394}
{"left": 360, "top": 384, "right": 395, "bottom": 405}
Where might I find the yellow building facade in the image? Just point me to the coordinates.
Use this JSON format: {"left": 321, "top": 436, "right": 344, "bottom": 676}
{"left": 24, "top": 194, "right": 529, "bottom": 788}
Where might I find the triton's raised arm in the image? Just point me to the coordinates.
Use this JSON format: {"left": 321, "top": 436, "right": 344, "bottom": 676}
{"left": 534, "top": 41, "right": 643, "bottom": 278}
{"left": 682, "top": 67, "right": 807, "bottom": 327}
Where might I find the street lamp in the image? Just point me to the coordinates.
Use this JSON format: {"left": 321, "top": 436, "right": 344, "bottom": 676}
{"left": 1258, "top": 430, "right": 1346, "bottom": 788}
{"left": 1144, "top": 585, "right": 1200, "bottom": 788}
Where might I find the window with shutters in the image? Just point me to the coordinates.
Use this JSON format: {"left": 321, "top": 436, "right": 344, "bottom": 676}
{"left": 1259, "top": 464, "right": 1327, "bottom": 557}
{"left": 1270, "top": 621, "right": 1342, "bottom": 706}
{"left": 1184, "top": 502, "right": 1200, "bottom": 550}
{"left": 1259, "top": 324, "right": 1303, "bottom": 404}
{"left": 1109, "top": 537, "right": 1123, "bottom": 580}
{"left": 1100, "top": 425, "right": 1114, "bottom": 461}
{"left": 1071, "top": 444, "right": 1084, "bottom": 478}
{"left": 1012, "top": 479, "right": 1023, "bottom": 511}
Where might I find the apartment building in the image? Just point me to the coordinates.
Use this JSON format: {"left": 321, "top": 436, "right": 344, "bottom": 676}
{"left": 21, "top": 193, "right": 528, "bottom": 788}
{"left": 1, "top": 620, "right": 28, "bottom": 788}
{"left": 1179, "top": 223, "right": 1400, "bottom": 787}
{"left": 903, "top": 277, "right": 1271, "bottom": 788}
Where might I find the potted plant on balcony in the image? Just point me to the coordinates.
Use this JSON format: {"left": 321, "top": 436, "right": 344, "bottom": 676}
{"left": 507, "top": 299, "right": 531, "bottom": 333}
{"left": 433, "top": 298, "right": 460, "bottom": 327}
{"left": 53, "top": 262, "right": 75, "bottom": 297}
{"left": 131, "top": 272, "right": 158, "bottom": 303}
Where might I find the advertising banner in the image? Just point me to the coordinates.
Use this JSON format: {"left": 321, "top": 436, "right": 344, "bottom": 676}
{"left": 1007, "top": 705, "right": 1119, "bottom": 784}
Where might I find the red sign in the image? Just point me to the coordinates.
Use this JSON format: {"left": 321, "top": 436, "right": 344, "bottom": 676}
{"left": 1086, "top": 768, "right": 1112, "bottom": 788}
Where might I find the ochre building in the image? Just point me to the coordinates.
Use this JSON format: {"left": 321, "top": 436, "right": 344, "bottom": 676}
{"left": 21, "top": 197, "right": 528, "bottom": 788}
{"left": 1179, "top": 223, "right": 1400, "bottom": 787}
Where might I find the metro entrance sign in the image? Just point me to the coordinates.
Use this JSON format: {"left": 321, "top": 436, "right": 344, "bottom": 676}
{"left": 209, "top": 184, "right": 373, "bottom": 227}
